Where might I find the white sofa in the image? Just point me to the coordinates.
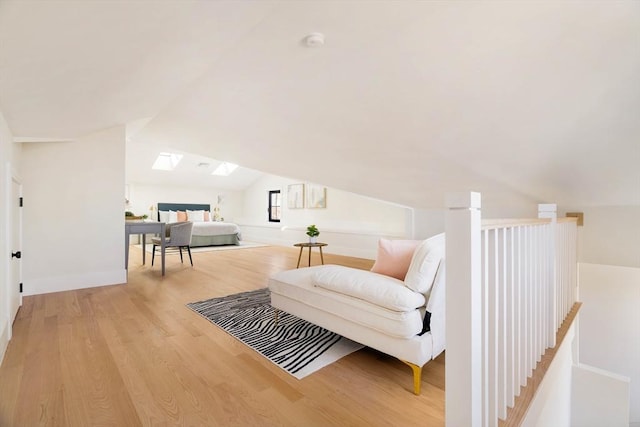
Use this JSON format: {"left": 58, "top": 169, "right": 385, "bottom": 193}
{"left": 268, "top": 234, "right": 446, "bottom": 394}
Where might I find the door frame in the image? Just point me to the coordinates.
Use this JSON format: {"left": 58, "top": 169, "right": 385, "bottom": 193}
{"left": 5, "top": 163, "right": 22, "bottom": 340}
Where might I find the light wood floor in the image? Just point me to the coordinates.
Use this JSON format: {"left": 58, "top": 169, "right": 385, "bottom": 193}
{"left": 0, "top": 245, "right": 445, "bottom": 426}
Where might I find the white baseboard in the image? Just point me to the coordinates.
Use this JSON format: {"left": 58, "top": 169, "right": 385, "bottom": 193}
{"left": 240, "top": 224, "right": 384, "bottom": 260}
{"left": 0, "top": 316, "right": 9, "bottom": 367}
{"left": 24, "top": 269, "right": 127, "bottom": 296}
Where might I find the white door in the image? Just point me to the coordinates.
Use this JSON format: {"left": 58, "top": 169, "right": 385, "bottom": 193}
{"left": 8, "top": 177, "right": 22, "bottom": 332}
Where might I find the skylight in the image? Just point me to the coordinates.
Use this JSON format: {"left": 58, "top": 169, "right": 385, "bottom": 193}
{"left": 212, "top": 162, "right": 238, "bottom": 176}
{"left": 152, "top": 152, "right": 183, "bottom": 171}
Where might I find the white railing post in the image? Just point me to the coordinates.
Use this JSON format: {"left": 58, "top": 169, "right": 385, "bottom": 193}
{"left": 538, "top": 204, "right": 557, "bottom": 348}
{"left": 446, "top": 192, "right": 482, "bottom": 427}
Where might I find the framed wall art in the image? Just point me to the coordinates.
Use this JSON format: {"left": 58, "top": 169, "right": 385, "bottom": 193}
{"left": 287, "top": 183, "right": 305, "bottom": 209}
{"left": 306, "top": 184, "right": 326, "bottom": 209}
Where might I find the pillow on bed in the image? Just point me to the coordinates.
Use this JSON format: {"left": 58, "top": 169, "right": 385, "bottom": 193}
{"left": 177, "top": 210, "right": 187, "bottom": 222}
{"left": 168, "top": 210, "right": 178, "bottom": 223}
{"left": 158, "top": 210, "right": 170, "bottom": 223}
{"left": 370, "top": 239, "right": 421, "bottom": 281}
{"left": 404, "top": 233, "right": 445, "bottom": 294}
{"left": 204, "top": 211, "right": 211, "bottom": 221}
{"left": 187, "top": 210, "right": 205, "bottom": 222}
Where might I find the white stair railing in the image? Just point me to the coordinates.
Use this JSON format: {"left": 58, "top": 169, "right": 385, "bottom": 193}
{"left": 446, "top": 192, "right": 578, "bottom": 426}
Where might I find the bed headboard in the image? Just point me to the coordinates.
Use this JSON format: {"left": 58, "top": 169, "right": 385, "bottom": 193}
{"left": 156, "top": 203, "right": 211, "bottom": 221}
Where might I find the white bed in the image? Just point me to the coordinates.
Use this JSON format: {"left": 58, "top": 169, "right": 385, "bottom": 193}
{"left": 190, "top": 221, "right": 241, "bottom": 247}
{"left": 157, "top": 203, "right": 241, "bottom": 247}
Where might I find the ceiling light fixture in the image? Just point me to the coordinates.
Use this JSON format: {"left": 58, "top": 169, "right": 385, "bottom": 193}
{"left": 303, "top": 32, "right": 325, "bottom": 47}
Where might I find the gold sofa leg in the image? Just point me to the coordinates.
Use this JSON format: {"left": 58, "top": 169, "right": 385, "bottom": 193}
{"left": 402, "top": 361, "right": 423, "bottom": 395}
{"left": 274, "top": 309, "right": 279, "bottom": 325}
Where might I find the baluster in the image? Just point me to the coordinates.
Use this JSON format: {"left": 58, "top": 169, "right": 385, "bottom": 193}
{"left": 445, "top": 192, "right": 482, "bottom": 427}
{"left": 498, "top": 228, "right": 507, "bottom": 420}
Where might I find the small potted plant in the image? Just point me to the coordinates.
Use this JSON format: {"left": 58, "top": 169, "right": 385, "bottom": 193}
{"left": 306, "top": 224, "right": 320, "bottom": 244}
{"left": 125, "top": 211, "right": 147, "bottom": 220}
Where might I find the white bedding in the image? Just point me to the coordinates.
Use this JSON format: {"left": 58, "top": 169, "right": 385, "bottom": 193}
{"left": 192, "top": 221, "right": 240, "bottom": 237}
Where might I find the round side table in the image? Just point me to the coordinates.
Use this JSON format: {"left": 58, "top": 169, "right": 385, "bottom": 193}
{"left": 293, "top": 242, "right": 328, "bottom": 268}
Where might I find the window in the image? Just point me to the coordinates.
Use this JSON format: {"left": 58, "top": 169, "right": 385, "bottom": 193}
{"left": 268, "top": 190, "right": 281, "bottom": 222}
{"left": 152, "top": 152, "right": 183, "bottom": 171}
{"left": 211, "top": 162, "right": 238, "bottom": 176}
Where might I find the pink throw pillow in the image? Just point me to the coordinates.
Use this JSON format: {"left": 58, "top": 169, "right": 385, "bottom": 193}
{"left": 204, "top": 211, "right": 210, "bottom": 221}
{"left": 371, "top": 239, "right": 422, "bottom": 281}
{"left": 177, "top": 210, "right": 187, "bottom": 222}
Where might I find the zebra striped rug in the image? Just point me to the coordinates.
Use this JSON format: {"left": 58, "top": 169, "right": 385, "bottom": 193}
{"left": 187, "top": 288, "right": 363, "bottom": 379}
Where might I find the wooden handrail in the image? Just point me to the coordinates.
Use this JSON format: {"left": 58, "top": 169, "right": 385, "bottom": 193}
{"left": 557, "top": 217, "right": 579, "bottom": 224}
{"left": 480, "top": 216, "right": 578, "bottom": 230}
{"left": 481, "top": 218, "right": 551, "bottom": 230}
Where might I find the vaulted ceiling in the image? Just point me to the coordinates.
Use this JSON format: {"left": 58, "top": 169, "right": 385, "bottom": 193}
{"left": 1, "top": 1, "right": 638, "bottom": 209}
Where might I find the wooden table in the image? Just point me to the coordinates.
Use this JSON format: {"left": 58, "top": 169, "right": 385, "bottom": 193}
{"left": 125, "top": 220, "right": 166, "bottom": 276}
{"left": 294, "top": 242, "right": 327, "bottom": 268}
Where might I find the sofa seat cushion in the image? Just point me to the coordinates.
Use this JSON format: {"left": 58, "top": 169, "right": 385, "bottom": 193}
{"left": 269, "top": 265, "right": 423, "bottom": 339}
{"left": 312, "top": 265, "right": 426, "bottom": 312}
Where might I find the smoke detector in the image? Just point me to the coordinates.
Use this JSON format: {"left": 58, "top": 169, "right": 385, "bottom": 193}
{"left": 303, "top": 32, "right": 325, "bottom": 47}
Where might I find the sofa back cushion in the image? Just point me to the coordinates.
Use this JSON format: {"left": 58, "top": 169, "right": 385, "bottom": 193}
{"left": 404, "top": 233, "right": 445, "bottom": 294}
{"left": 370, "top": 238, "right": 422, "bottom": 280}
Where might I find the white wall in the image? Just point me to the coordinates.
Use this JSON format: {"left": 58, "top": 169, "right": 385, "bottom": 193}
{"left": 238, "top": 177, "right": 544, "bottom": 258}
{"left": 21, "top": 126, "right": 127, "bottom": 295}
{"left": 521, "top": 324, "right": 576, "bottom": 427}
{"left": 561, "top": 205, "right": 640, "bottom": 269}
{"left": 571, "top": 363, "right": 630, "bottom": 427}
{"left": 238, "top": 174, "right": 410, "bottom": 259}
{"left": 240, "top": 174, "right": 408, "bottom": 235}
{"left": 578, "top": 263, "right": 640, "bottom": 424}
{"left": 554, "top": 204, "right": 640, "bottom": 423}
{"left": 481, "top": 191, "right": 541, "bottom": 219}
{"left": 0, "top": 109, "right": 21, "bottom": 364}
{"left": 412, "top": 208, "right": 445, "bottom": 240}
{"left": 125, "top": 182, "right": 243, "bottom": 222}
